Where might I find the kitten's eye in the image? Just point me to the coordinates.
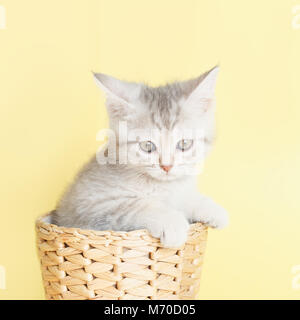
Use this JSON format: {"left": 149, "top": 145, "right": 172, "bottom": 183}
{"left": 176, "top": 139, "right": 193, "bottom": 151}
{"left": 139, "top": 141, "right": 156, "bottom": 153}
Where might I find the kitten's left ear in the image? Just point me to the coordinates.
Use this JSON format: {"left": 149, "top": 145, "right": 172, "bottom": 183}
{"left": 183, "top": 66, "right": 219, "bottom": 112}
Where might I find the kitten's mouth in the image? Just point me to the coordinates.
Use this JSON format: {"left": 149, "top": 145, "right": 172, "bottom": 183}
{"left": 159, "top": 165, "right": 173, "bottom": 174}
{"left": 147, "top": 167, "right": 177, "bottom": 181}
{"left": 141, "top": 163, "right": 197, "bottom": 181}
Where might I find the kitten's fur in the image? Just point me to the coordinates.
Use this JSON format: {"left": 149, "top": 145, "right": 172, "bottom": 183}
{"left": 53, "top": 66, "right": 228, "bottom": 248}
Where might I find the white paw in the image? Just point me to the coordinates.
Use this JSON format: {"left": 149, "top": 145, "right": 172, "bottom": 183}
{"left": 192, "top": 202, "right": 229, "bottom": 229}
{"left": 206, "top": 207, "right": 229, "bottom": 229}
{"left": 148, "top": 214, "right": 189, "bottom": 248}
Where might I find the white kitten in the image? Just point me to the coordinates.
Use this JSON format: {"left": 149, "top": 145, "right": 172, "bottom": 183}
{"left": 53, "top": 66, "right": 228, "bottom": 248}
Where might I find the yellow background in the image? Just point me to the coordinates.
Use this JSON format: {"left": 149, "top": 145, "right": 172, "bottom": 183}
{"left": 0, "top": 0, "right": 299, "bottom": 299}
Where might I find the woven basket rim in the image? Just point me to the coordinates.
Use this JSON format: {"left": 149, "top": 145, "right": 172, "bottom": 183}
{"left": 36, "top": 211, "right": 207, "bottom": 241}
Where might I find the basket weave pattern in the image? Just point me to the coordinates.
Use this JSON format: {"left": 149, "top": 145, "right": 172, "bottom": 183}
{"left": 36, "top": 215, "right": 208, "bottom": 300}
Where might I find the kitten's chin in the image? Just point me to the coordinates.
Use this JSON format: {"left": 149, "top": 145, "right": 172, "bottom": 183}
{"left": 149, "top": 173, "right": 179, "bottom": 182}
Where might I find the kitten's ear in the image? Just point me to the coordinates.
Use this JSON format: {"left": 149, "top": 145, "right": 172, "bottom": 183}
{"left": 93, "top": 73, "right": 142, "bottom": 119}
{"left": 183, "top": 66, "right": 219, "bottom": 112}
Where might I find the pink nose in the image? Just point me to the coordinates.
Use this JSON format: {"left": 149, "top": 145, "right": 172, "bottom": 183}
{"left": 160, "top": 165, "right": 173, "bottom": 173}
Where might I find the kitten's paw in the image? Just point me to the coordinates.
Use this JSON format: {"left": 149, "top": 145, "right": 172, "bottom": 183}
{"left": 206, "top": 207, "right": 229, "bottom": 229}
{"left": 149, "top": 214, "right": 189, "bottom": 248}
{"left": 192, "top": 203, "right": 229, "bottom": 229}
{"left": 161, "top": 217, "right": 189, "bottom": 248}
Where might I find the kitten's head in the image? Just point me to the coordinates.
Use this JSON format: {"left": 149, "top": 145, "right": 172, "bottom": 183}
{"left": 94, "top": 67, "right": 219, "bottom": 181}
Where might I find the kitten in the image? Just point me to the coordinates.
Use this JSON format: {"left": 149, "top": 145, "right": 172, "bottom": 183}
{"left": 52, "top": 66, "right": 228, "bottom": 248}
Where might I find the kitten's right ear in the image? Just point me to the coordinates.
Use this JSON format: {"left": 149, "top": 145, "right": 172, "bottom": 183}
{"left": 93, "top": 73, "right": 141, "bottom": 106}
{"left": 93, "top": 73, "right": 142, "bottom": 120}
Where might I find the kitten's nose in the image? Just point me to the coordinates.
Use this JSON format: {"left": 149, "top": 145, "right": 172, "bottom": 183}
{"left": 160, "top": 165, "right": 173, "bottom": 173}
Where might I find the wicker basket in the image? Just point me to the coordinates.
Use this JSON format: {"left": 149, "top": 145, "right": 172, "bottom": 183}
{"left": 36, "top": 212, "right": 208, "bottom": 300}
